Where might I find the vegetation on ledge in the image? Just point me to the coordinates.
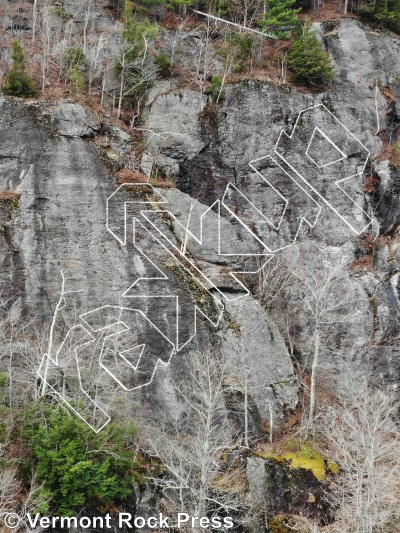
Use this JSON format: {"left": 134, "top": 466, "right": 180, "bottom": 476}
{"left": 18, "top": 401, "right": 139, "bottom": 516}
{"left": 255, "top": 442, "right": 339, "bottom": 481}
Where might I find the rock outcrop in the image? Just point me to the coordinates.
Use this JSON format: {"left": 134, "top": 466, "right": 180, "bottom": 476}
{"left": 139, "top": 18, "right": 400, "bottom": 398}
{"left": 0, "top": 96, "right": 298, "bottom": 433}
{"left": 1, "top": 15, "right": 400, "bottom": 532}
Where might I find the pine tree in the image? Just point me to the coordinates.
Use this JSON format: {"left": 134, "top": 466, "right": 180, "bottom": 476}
{"left": 287, "top": 25, "right": 334, "bottom": 88}
{"left": 21, "top": 403, "right": 138, "bottom": 516}
{"left": 2, "top": 40, "right": 39, "bottom": 98}
{"left": 359, "top": 0, "right": 400, "bottom": 33}
{"left": 136, "top": 0, "right": 195, "bottom": 15}
{"left": 259, "top": 0, "right": 301, "bottom": 39}
{"left": 65, "top": 47, "right": 89, "bottom": 92}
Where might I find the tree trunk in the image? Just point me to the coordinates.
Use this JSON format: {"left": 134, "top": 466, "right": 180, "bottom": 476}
{"left": 244, "top": 378, "right": 249, "bottom": 447}
{"left": 32, "top": 0, "right": 38, "bottom": 42}
{"left": 117, "top": 67, "right": 124, "bottom": 119}
{"left": 308, "top": 326, "right": 320, "bottom": 429}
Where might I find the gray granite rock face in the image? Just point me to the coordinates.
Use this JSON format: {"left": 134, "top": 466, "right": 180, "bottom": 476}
{"left": 141, "top": 89, "right": 208, "bottom": 177}
{"left": 139, "top": 19, "right": 400, "bottom": 397}
{"left": 220, "top": 297, "right": 298, "bottom": 424}
{"left": 1, "top": 14, "right": 400, "bottom": 528}
{"left": 50, "top": 101, "right": 99, "bottom": 137}
{"left": 1, "top": 17, "right": 400, "bottom": 446}
{"left": 246, "top": 456, "right": 267, "bottom": 504}
{"left": 0, "top": 96, "right": 298, "bottom": 432}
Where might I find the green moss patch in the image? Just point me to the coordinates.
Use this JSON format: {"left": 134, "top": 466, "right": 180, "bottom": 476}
{"left": 255, "top": 444, "right": 339, "bottom": 481}
{"left": 166, "top": 261, "right": 218, "bottom": 319}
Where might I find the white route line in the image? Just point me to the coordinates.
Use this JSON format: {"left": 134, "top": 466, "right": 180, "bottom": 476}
{"left": 305, "top": 127, "right": 347, "bottom": 168}
{"left": 234, "top": 155, "right": 321, "bottom": 253}
{"left": 38, "top": 306, "right": 175, "bottom": 432}
{"left": 274, "top": 103, "right": 372, "bottom": 235}
{"left": 106, "top": 184, "right": 168, "bottom": 246}
{"left": 41, "top": 104, "right": 372, "bottom": 432}
{"left": 125, "top": 216, "right": 225, "bottom": 351}
{"left": 140, "top": 200, "right": 272, "bottom": 299}
{"left": 38, "top": 324, "right": 111, "bottom": 433}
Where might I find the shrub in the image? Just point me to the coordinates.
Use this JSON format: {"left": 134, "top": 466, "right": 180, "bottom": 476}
{"left": 20, "top": 402, "right": 138, "bottom": 515}
{"left": 220, "top": 32, "right": 252, "bottom": 73}
{"left": 50, "top": 5, "right": 73, "bottom": 20}
{"left": 2, "top": 40, "right": 39, "bottom": 98}
{"left": 0, "top": 371, "right": 8, "bottom": 388}
{"left": 204, "top": 75, "right": 225, "bottom": 102}
{"left": 155, "top": 52, "right": 173, "bottom": 78}
{"left": 287, "top": 25, "right": 334, "bottom": 88}
{"left": 65, "top": 47, "right": 89, "bottom": 91}
{"left": 259, "top": 0, "right": 301, "bottom": 39}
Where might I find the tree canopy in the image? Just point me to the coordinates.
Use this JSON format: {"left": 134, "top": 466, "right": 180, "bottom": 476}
{"left": 287, "top": 25, "right": 334, "bottom": 88}
{"left": 2, "top": 40, "right": 39, "bottom": 98}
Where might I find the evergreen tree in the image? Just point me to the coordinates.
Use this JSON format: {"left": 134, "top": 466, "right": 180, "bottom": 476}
{"left": 2, "top": 40, "right": 39, "bottom": 98}
{"left": 359, "top": 0, "right": 400, "bottom": 33}
{"left": 259, "top": 0, "right": 301, "bottom": 39}
{"left": 122, "top": 1, "right": 158, "bottom": 51}
{"left": 287, "top": 25, "right": 334, "bottom": 88}
{"left": 65, "top": 47, "right": 89, "bottom": 92}
{"left": 108, "top": 0, "right": 124, "bottom": 17}
{"left": 136, "top": 0, "right": 195, "bottom": 15}
{"left": 135, "top": 0, "right": 164, "bottom": 12}
{"left": 21, "top": 403, "right": 138, "bottom": 516}
{"left": 155, "top": 52, "right": 173, "bottom": 78}
{"left": 211, "top": 0, "right": 229, "bottom": 17}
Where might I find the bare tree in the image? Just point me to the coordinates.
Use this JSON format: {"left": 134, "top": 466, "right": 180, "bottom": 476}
{"left": 39, "top": 1, "right": 57, "bottom": 94}
{"left": 261, "top": 244, "right": 353, "bottom": 432}
{"left": 290, "top": 249, "right": 350, "bottom": 430}
{"left": 87, "top": 33, "right": 108, "bottom": 94}
{"left": 143, "top": 351, "right": 244, "bottom": 531}
{"left": 321, "top": 388, "right": 400, "bottom": 533}
{"left": 39, "top": 270, "right": 81, "bottom": 397}
{"left": 81, "top": 0, "right": 95, "bottom": 54}
{"left": 227, "top": 0, "right": 264, "bottom": 27}
{"left": 0, "top": 296, "right": 46, "bottom": 410}
{"left": 258, "top": 250, "right": 297, "bottom": 310}
{"left": 0, "top": 467, "right": 21, "bottom": 514}
{"left": 0, "top": 467, "right": 50, "bottom": 530}
{"left": 115, "top": 32, "right": 156, "bottom": 120}
{"left": 166, "top": 16, "right": 192, "bottom": 67}
{"left": 32, "top": 0, "right": 38, "bottom": 42}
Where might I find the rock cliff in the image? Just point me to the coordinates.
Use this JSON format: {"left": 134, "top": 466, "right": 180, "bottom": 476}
{"left": 1, "top": 13, "right": 400, "bottom": 532}
{"left": 139, "top": 18, "right": 400, "bottom": 398}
